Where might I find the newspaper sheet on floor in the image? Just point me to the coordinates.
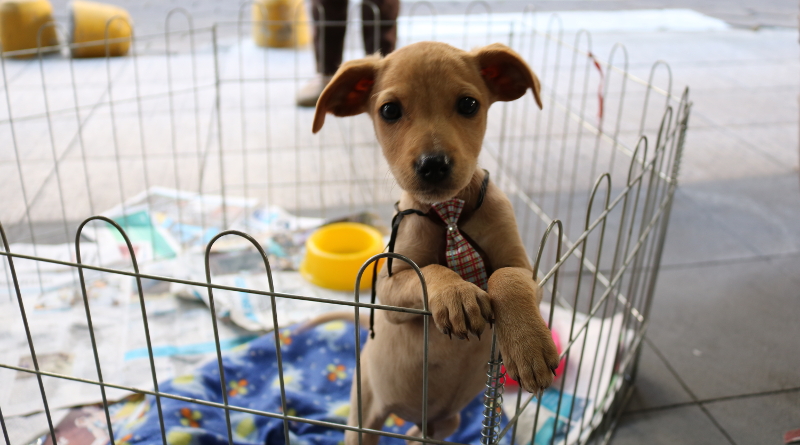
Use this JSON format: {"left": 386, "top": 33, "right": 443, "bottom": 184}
{"left": 0, "top": 188, "right": 378, "bottom": 420}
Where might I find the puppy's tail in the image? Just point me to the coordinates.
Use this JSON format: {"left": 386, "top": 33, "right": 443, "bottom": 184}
{"left": 296, "top": 311, "right": 370, "bottom": 333}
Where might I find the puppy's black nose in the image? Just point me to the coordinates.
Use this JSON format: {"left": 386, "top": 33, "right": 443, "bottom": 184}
{"left": 415, "top": 154, "right": 451, "bottom": 183}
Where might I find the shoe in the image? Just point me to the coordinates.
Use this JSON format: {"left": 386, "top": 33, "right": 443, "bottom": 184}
{"left": 296, "top": 74, "right": 333, "bottom": 107}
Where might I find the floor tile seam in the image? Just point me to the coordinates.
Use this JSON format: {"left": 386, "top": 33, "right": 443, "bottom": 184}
{"left": 665, "top": 189, "right": 765, "bottom": 257}
{"left": 541, "top": 228, "right": 800, "bottom": 278}
{"left": 643, "top": 337, "right": 739, "bottom": 444}
{"left": 690, "top": 112, "right": 800, "bottom": 141}
{"left": 724, "top": 23, "right": 800, "bottom": 30}
{"left": 2, "top": 60, "right": 37, "bottom": 86}
{"left": 12, "top": 98, "right": 107, "bottom": 225}
{"left": 700, "top": 386, "right": 800, "bottom": 406}
{"left": 686, "top": 121, "right": 800, "bottom": 129}
{"left": 689, "top": 85, "right": 800, "bottom": 93}
{"left": 623, "top": 386, "right": 800, "bottom": 416}
{"left": 661, "top": 58, "right": 800, "bottom": 70}
{"left": 6, "top": 60, "right": 140, "bottom": 230}
{"left": 689, "top": 116, "right": 796, "bottom": 140}
{"left": 690, "top": 111, "right": 799, "bottom": 125}
{"left": 697, "top": 403, "right": 740, "bottom": 445}
{"left": 551, "top": 251, "right": 800, "bottom": 278}
{"left": 660, "top": 251, "right": 800, "bottom": 270}
{"left": 682, "top": 112, "right": 790, "bottom": 168}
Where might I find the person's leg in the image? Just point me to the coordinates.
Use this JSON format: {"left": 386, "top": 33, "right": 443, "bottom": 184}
{"left": 297, "top": 0, "right": 349, "bottom": 106}
{"left": 361, "top": 0, "right": 398, "bottom": 56}
{"left": 312, "top": 0, "right": 349, "bottom": 75}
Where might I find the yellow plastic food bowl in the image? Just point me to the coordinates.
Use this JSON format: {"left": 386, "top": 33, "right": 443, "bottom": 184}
{"left": 300, "top": 222, "right": 385, "bottom": 291}
{"left": 70, "top": 0, "right": 132, "bottom": 58}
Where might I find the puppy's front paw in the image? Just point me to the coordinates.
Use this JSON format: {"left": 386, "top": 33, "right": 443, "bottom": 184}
{"left": 429, "top": 280, "right": 493, "bottom": 340}
{"left": 498, "top": 320, "right": 560, "bottom": 394}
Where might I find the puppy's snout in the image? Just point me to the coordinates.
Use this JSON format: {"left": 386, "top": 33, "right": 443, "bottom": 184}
{"left": 415, "top": 154, "right": 452, "bottom": 184}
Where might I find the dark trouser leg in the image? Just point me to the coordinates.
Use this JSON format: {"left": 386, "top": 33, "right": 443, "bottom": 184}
{"left": 361, "top": 0, "right": 399, "bottom": 56}
{"left": 312, "top": 0, "right": 349, "bottom": 75}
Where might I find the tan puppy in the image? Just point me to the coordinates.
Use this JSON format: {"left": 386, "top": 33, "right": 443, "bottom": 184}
{"left": 312, "top": 41, "right": 560, "bottom": 444}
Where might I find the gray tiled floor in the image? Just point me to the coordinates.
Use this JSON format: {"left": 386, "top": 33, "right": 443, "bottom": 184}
{"left": 614, "top": 405, "right": 734, "bottom": 445}
{"left": 609, "top": 12, "right": 800, "bottom": 443}
{"left": 1, "top": 2, "right": 799, "bottom": 445}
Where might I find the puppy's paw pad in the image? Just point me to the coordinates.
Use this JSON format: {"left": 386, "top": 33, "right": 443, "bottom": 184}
{"left": 499, "top": 327, "right": 559, "bottom": 394}
{"left": 430, "top": 281, "right": 492, "bottom": 340}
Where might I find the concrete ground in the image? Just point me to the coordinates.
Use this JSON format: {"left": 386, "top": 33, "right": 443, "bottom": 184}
{"left": 1, "top": 1, "right": 798, "bottom": 444}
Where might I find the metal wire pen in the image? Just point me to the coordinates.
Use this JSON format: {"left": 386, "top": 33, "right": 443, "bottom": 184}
{"left": 0, "top": 5, "right": 690, "bottom": 445}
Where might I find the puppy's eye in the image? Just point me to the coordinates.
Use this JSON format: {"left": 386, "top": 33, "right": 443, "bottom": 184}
{"left": 380, "top": 102, "right": 402, "bottom": 122}
{"left": 457, "top": 96, "right": 479, "bottom": 116}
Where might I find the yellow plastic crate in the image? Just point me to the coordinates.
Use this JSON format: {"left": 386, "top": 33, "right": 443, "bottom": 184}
{"left": 71, "top": 0, "right": 132, "bottom": 58}
{"left": 0, "top": 0, "right": 59, "bottom": 58}
{"left": 252, "top": 0, "right": 310, "bottom": 48}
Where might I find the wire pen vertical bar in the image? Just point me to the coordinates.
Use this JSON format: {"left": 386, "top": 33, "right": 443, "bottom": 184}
{"left": 534, "top": 16, "right": 564, "bottom": 228}
{"left": 587, "top": 156, "right": 648, "bottom": 422}
{"left": 564, "top": 174, "right": 611, "bottom": 435}
{"left": 236, "top": 5, "right": 251, "bottom": 228}
{"left": 632, "top": 118, "right": 674, "bottom": 324}
{"left": 92, "top": 216, "right": 169, "bottom": 445}
{"left": 602, "top": 44, "right": 628, "bottom": 179}
{"left": 211, "top": 25, "right": 229, "bottom": 229}
{"left": 0, "top": 404, "right": 10, "bottom": 445}
{"left": 2, "top": 242, "right": 12, "bottom": 302}
{"left": 640, "top": 91, "right": 690, "bottom": 324}
{"left": 353, "top": 254, "right": 428, "bottom": 444}
{"left": 125, "top": 22, "right": 160, "bottom": 259}
{"left": 2, "top": 39, "right": 46, "bottom": 295}
{"left": 638, "top": 61, "right": 672, "bottom": 137}
{"left": 64, "top": 31, "right": 98, "bottom": 240}
{"left": 293, "top": 11, "right": 304, "bottom": 225}
{"left": 481, "top": 331, "right": 504, "bottom": 445}
{"left": 367, "top": 1, "right": 381, "bottom": 213}
{"left": 577, "top": 137, "right": 646, "bottom": 434}
{"left": 0, "top": 223, "right": 58, "bottom": 445}
{"left": 203, "top": 232, "right": 236, "bottom": 445}
{"left": 548, "top": 204, "right": 587, "bottom": 444}
{"left": 517, "top": 13, "right": 538, "bottom": 235}
{"left": 605, "top": 118, "right": 673, "bottom": 395}
{"left": 529, "top": 220, "right": 562, "bottom": 445}
{"left": 104, "top": 23, "right": 133, "bottom": 230}
{"left": 421, "top": 265, "right": 430, "bottom": 442}
{"left": 261, "top": 1, "right": 275, "bottom": 209}
{"left": 73, "top": 223, "right": 113, "bottom": 445}
{"left": 354, "top": 275, "right": 364, "bottom": 445}
{"left": 35, "top": 23, "right": 73, "bottom": 250}
{"left": 564, "top": 33, "right": 593, "bottom": 235}
{"left": 262, "top": 236, "right": 293, "bottom": 444}
{"left": 508, "top": 384, "right": 523, "bottom": 445}
{"left": 494, "top": 22, "right": 513, "bottom": 189}
{"left": 553, "top": 29, "right": 590, "bottom": 224}
{"left": 165, "top": 9, "right": 194, "bottom": 245}
{"left": 185, "top": 16, "right": 208, "bottom": 235}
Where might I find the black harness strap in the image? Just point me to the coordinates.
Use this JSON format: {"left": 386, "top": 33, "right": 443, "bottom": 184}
{"left": 368, "top": 171, "right": 490, "bottom": 338}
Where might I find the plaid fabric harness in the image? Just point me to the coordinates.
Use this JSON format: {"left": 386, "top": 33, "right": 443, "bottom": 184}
{"left": 369, "top": 171, "right": 491, "bottom": 338}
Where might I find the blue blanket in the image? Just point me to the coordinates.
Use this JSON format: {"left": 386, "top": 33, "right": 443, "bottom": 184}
{"left": 112, "top": 320, "right": 507, "bottom": 445}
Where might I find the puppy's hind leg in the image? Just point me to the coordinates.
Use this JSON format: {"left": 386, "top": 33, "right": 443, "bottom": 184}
{"left": 404, "top": 414, "right": 460, "bottom": 445}
{"left": 344, "top": 360, "right": 388, "bottom": 445}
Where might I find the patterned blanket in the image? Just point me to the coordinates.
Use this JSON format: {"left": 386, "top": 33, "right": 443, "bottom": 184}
{"left": 111, "top": 320, "right": 506, "bottom": 445}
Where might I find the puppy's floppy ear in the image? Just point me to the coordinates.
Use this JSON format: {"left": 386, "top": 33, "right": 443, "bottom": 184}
{"left": 312, "top": 56, "right": 379, "bottom": 133}
{"left": 473, "top": 43, "right": 543, "bottom": 109}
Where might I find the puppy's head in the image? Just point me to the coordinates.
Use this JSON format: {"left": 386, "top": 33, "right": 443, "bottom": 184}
{"left": 313, "top": 42, "right": 542, "bottom": 204}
